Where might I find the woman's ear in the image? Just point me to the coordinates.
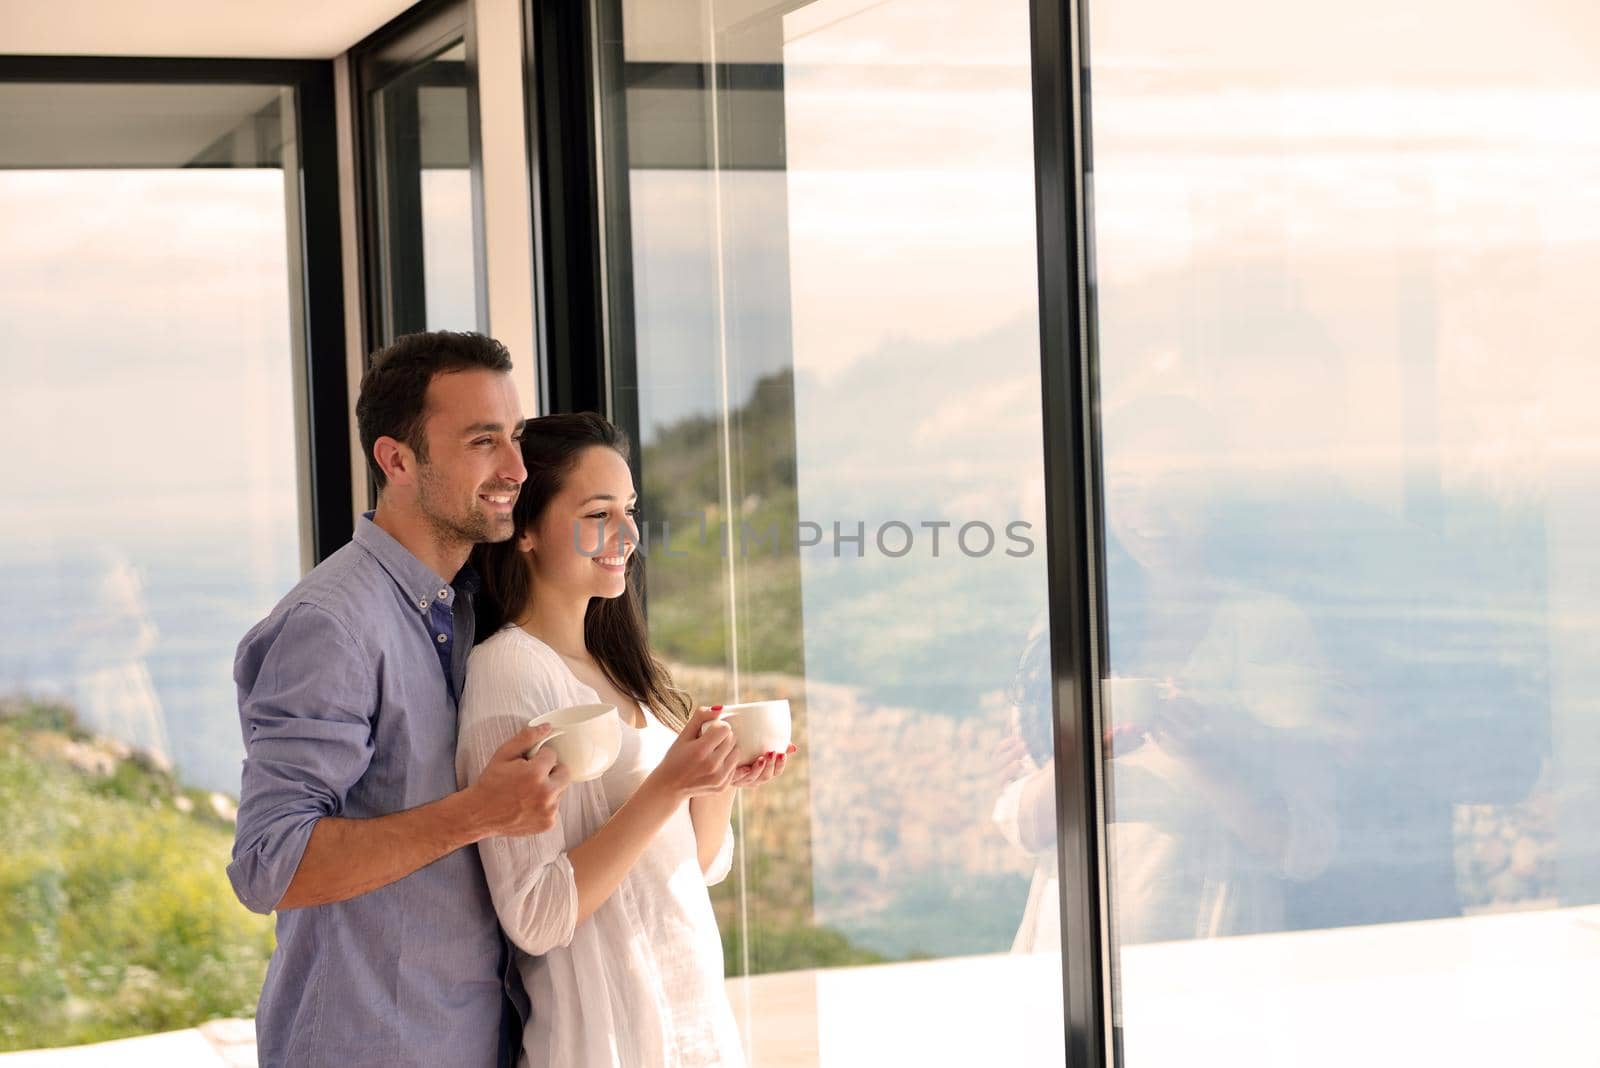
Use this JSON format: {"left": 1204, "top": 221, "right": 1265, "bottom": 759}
{"left": 517, "top": 529, "right": 535, "bottom": 553}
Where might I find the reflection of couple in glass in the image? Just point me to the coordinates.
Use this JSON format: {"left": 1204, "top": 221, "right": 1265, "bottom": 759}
{"left": 995, "top": 393, "right": 1341, "bottom": 950}
{"left": 231, "top": 332, "right": 790, "bottom": 1068}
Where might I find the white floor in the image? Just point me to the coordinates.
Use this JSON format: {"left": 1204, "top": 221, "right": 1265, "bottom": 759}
{"left": 0, "top": 1019, "right": 253, "bottom": 1067}
{"left": 735, "top": 904, "right": 1600, "bottom": 1067}
{"left": 7, "top": 906, "right": 1598, "bottom": 1067}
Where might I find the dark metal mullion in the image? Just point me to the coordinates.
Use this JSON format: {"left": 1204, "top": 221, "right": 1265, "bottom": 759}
{"left": 1030, "top": 0, "right": 1112, "bottom": 1065}
{"left": 404, "top": 61, "right": 469, "bottom": 89}
{"left": 524, "top": 0, "right": 606, "bottom": 416}
{"left": 381, "top": 84, "right": 429, "bottom": 338}
{"left": 623, "top": 61, "right": 785, "bottom": 93}
{"left": 520, "top": 0, "right": 552, "bottom": 410}
{"left": 350, "top": 72, "right": 385, "bottom": 358}
{"left": 350, "top": 0, "right": 468, "bottom": 85}
{"left": 0, "top": 55, "right": 325, "bottom": 84}
{"left": 591, "top": 0, "right": 639, "bottom": 444}
{"left": 294, "top": 64, "right": 358, "bottom": 561}
{"left": 464, "top": 9, "right": 491, "bottom": 335}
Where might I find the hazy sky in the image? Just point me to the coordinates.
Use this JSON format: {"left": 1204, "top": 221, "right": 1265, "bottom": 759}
{"left": 0, "top": 169, "right": 301, "bottom": 550}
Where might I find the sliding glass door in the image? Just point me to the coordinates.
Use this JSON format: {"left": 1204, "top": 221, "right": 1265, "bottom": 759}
{"left": 1085, "top": 1, "right": 1600, "bottom": 1064}
{"left": 586, "top": 0, "right": 1065, "bottom": 1062}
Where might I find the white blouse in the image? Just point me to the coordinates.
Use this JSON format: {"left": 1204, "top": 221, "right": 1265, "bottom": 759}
{"left": 455, "top": 625, "right": 743, "bottom": 1068}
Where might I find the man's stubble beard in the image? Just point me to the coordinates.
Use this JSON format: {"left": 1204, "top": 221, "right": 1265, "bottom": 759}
{"left": 416, "top": 464, "right": 516, "bottom": 548}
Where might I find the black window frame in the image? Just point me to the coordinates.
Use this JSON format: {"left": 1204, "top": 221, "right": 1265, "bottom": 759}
{"left": 0, "top": 54, "right": 355, "bottom": 564}
{"left": 1030, "top": 0, "right": 1112, "bottom": 1062}
{"left": 523, "top": 0, "right": 610, "bottom": 419}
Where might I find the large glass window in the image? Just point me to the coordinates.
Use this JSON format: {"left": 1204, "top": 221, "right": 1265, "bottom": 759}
{"left": 594, "top": 0, "right": 1064, "bottom": 1062}
{"left": 0, "top": 78, "right": 312, "bottom": 1052}
{"left": 1085, "top": 1, "right": 1600, "bottom": 1064}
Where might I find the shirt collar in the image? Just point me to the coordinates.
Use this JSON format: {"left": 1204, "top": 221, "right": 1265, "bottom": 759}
{"left": 354, "top": 512, "right": 471, "bottom": 614}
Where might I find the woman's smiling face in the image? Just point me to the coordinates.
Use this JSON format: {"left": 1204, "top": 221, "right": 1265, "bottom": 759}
{"left": 520, "top": 445, "right": 640, "bottom": 600}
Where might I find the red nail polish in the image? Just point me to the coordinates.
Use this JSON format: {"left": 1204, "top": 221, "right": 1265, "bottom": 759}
{"left": 711, "top": 705, "right": 723, "bottom": 711}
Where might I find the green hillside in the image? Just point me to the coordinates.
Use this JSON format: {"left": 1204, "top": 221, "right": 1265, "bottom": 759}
{"left": 640, "top": 368, "right": 805, "bottom": 678}
{"left": 0, "top": 697, "right": 273, "bottom": 1052}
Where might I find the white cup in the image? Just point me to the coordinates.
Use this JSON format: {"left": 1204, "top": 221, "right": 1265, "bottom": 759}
{"left": 711, "top": 699, "right": 792, "bottom": 764}
{"left": 525, "top": 702, "right": 623, "bottom": 782}
{"left": 1104, "top": 676, "right": 1163, "bottom": 725}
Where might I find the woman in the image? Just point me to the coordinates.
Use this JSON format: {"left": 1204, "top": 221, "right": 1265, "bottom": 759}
{"left": 455, "top": 412, "right": 792, "bottom": 1067}
{"left": 990, "top": 620, "right": 1063, "bottom": 955}
{"left": 993, "top": 392, "right": 1342, "bottom": 947}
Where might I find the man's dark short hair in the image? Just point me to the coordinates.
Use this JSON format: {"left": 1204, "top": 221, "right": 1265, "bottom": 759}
{"left": 355, "top": 331, "right": 514, "bottom": 491}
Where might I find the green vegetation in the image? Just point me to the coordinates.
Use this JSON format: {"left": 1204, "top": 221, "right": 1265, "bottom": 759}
{"left": 818, "top": 868, "right": 1032, "bottom": 961}
{"left": 643, "top": 496, "right": 806, "bottom": 675}
{"left": 642, "top": 371, "right": 873, "bottom": 976}
{"left": 722, "top": 920, "right": 886, "bottom": 977}
{"left": 640, "top": 369, "right": 805, "bottom": 678}
{"left": 0, "top": 697, "right": 274, "bottom": 1052}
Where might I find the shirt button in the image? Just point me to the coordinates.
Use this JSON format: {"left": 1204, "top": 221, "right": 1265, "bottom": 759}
{"left": 437, "top": 633, "right": 448, "bottom": 644}
{"left": 418, "top": 598, "right": 429, "bottom": 610}
{"left": 438, "top": 588, "right": 449, "bottom": 599}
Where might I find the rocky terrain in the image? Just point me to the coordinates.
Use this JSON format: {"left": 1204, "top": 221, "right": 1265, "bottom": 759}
{"left": 1453, "top": 768, "right": 1558, "bottom": 911}
{"left": 672, "top": 662, "right": 1037, "bottom": 965}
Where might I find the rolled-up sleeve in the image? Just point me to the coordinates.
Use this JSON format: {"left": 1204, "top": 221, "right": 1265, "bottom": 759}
{"left": 456, "top": 640, "right": 582, "bottom": 957}
{"left": 703, "top": 824, "right": 736, "bottom": 886}
{"left": 991, "top": 772, "right": 1031, "bottom": 854}
{"left": 228, "top": 604, "right": 376, "bottom": 914}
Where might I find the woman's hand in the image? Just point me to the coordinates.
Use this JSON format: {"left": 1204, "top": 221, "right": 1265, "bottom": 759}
{"left": 644, "top": 705, "right": 743, "bottom": 802}
{"left": 1143, "top": 685, "right": 1220, "bottom": 768}
{"left": 729, "top": 743, "right": 798, "bottom": 789}
{"left": 992, "top": 730, "right": 1031, "bottom": 789}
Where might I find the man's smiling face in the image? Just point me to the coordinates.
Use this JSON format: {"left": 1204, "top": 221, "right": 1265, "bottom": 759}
{"left": 413, "top": 368, "right": 527, "bottom": 547}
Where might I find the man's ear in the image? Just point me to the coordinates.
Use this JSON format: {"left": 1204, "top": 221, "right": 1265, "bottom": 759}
{"left": 373, "top": 436, "right": 417, "bottom": 488}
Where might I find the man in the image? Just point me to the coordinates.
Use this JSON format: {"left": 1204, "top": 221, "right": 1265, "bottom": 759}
{"left": 229, "top": 331, "right": 570, "bottom": 1067}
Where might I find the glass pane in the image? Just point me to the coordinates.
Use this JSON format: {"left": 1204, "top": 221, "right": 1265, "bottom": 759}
{"left": 1087, "top": 1, "right": 1600, "bottom": 1064}
{"left": 600, "top": 0, "right": 1063, "bottom": 1062}
{"left": 0, "top": 81, "right": 303, "bottom": 1051}
{"left": 371, "top": 39, "right": 478, "bottom": 338}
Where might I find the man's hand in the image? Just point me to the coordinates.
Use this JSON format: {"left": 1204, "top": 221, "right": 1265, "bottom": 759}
{"left": 270, "top": 724, "right": 570, "bottom": 910}
{"left": 466, "top": 724, "right": 572, "bottom": 838}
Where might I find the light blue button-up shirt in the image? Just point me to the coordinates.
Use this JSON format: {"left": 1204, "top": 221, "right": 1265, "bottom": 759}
{"left": 229, "top": 514, "right": 514, "bottom": 1067}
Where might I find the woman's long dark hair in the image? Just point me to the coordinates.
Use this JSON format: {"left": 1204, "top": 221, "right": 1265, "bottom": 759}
{"left": 1007, "top": 621, "right": 1054, "bottom": 766}
{"left": 471, "top": 412, "right": 693, "bottom": 731}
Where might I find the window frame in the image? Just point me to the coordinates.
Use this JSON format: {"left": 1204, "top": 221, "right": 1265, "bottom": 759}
{"left": 1029, "top": 0, "right": 1114, "bottom": 1062}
